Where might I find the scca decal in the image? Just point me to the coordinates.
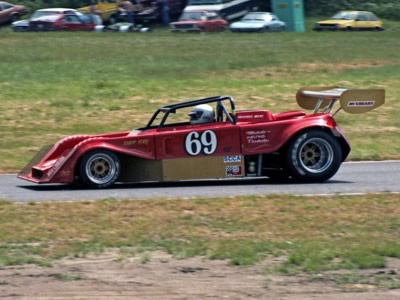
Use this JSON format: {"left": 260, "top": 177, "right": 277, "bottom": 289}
{"left": 185, "top": 130, "right": 217, "bottom": 156}
{"left": 224, "top": 155, "right": 241, "bottom": 163}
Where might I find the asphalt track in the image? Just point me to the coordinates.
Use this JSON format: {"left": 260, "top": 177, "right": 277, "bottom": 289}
{"left": 0, "top": 161, "right": 399, "bottom": 203}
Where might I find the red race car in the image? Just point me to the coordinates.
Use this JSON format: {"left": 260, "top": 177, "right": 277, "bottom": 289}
{"left": 170, "top": 10, "right": 227, "bottom": 32}
{"left": 29, "top": 13, "right": 96, "bottom": 31}
{"left": 18, "top": 87, "right": 384, "bottom": 188}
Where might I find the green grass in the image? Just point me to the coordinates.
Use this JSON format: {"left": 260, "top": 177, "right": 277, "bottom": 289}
{"left": 49, "top": 273, "right": 81, "bottom": 281}
{"left": 332, "top": 273, "right": 400, "bottom": 289}
{"left": 0, "top": 27, "right": 400, "bottom": 170}
{"left": 0, "top": 194, "right": 399, "bottom": 274}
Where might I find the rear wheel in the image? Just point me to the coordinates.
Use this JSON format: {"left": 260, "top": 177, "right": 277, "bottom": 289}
{"left": 286, "top": 130, "right": 342, "bottom": 182}
{"left": 217, "top": 26, "right": 226, "bottom": 32}
{"left": 109, "top": 14, "right": 118, "bottom": 25}
{"left": 13, "top": 26, "right": 23, "bottom": 32}
{"left": 10, "top": 14, "right": 20, "bottom": 23}
{"left": 79, "top": 150, "right": 120, "bottom": 188}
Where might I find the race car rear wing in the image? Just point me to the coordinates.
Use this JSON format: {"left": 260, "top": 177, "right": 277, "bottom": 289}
{"left": 296, "top": 86, "right": 385, "bottom": 115}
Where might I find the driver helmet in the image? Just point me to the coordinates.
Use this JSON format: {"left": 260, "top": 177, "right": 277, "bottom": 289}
{"left": 188, "top": 104, "right": 215, "bottom": 124}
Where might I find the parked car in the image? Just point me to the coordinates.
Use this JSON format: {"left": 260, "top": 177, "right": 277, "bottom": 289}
{"left": 104, "top": 22, "right": 151, "bottom": 32}
{"left": 18, "top": 86, "right": 384, "bottom": 188}
{"left": 78, "top": 0, "right": 119, "bottom": 24}
{"left": 12, "top": 8, "right": 83, "bottom": 31}
{"left": 183, "top": 0, "right": 257, "bottom": 21}
{"left": 313, "top": 11, "right": 384, "bottom": 31}
{"left": 0, "top": 1, "right": 28, "bottom": 24}
{"left": 126, "top": 0, "right": 185, "bottom": 24}
{"left": 29, "top": 13, "right": 96, "bottom": 32}
{"left": 229, "top": 12, "right": 286, "bottom": 32}
{"left": 170, "top": 11, "right": 227, "bottom": 32}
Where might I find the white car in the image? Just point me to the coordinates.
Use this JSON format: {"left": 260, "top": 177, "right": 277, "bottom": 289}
{"left": 230, "top": 12, "right": 286, "bottom": 32}
{"left": 12, "top": 8, "right": 83, "bottom": 31}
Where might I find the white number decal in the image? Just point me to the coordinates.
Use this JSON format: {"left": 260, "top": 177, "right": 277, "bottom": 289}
{"left": 185, "top": 130, "right": 217, "bottom": 156}
{"left": 185, "top": 132, "right": 202, "bottom": 156}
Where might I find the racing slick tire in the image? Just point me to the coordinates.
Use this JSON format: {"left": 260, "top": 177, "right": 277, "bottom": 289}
{"left": 286, "top": 129, "right": 342, "bottom": 183}
{"left": 79, "top": 150, "right": 120, "bottom": 188}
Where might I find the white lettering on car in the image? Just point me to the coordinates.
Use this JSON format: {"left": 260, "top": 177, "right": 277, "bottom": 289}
{"left": 185, "top": 130, "right": 217, "bottom": 156}
{"left": 348, "top": 101, "right": 375, "bottom": 107}
{"left": 224, "top": 155, "right": 241, "bottom": 163}
{"left": 246, "top": 130, "right": 269, "bottom": 144}
{"left": 48, "top": 156, "right": 66, "bottom": 177}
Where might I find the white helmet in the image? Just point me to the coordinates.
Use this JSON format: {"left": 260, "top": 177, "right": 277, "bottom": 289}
{"left": 188, "top": 104, "right": 215, "bottom": 124}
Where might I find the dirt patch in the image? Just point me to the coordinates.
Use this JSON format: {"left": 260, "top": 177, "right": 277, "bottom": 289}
{"left": 0, "top": 252, "right": 399, "bottom": 300}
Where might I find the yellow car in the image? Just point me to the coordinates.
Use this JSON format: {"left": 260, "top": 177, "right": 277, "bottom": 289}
{"left": 78, "top": 1, "right": 120, "bottom": 24}
{"left": 314, "top": 11, "right": 384, "bottom": 31}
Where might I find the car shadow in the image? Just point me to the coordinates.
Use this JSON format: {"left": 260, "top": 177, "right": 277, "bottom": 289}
{"left": 18, "top": 178, "right": 352, "bottom": 192}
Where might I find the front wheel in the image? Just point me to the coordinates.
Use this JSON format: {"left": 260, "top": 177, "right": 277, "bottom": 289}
{"left": 79, "top": 150, "right": 120, "bottom": 188}
{"left": 10, "top": 14, "right": 20, "bottom": 23}
{"left": 286, "top": 130, "right": 342, "bottom": 183}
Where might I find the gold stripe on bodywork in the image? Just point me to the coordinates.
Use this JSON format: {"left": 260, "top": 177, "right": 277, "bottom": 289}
{"left": 163, "top": 156, "right": 244, "bottom": 181}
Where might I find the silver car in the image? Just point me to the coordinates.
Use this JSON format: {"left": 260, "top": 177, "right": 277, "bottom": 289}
{"left": 230, "top": 12, "right": 286, "bottom": 33}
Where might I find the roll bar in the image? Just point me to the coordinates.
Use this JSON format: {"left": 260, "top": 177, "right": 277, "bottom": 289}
{"left": 144, "top": 95, "right": 236, "bottom": 129}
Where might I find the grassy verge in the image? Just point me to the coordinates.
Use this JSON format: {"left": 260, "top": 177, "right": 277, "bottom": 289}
{"left": 0, "top": 29, "right": 400, "bottom": 171}
{"left": 0, "top": 194, "right": 399, "bottom": 274}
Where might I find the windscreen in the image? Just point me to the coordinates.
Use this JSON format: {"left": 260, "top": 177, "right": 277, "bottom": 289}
{"left": 180, "top": 12, "right": 205, "bottom": 21}
{"left": 243, "top": 13, "right": 271, "bottom": 21}
{"left": 187, "top": 0, "right": 223, "bottom": 5}
{"left": 331, "top": 11, "right": 356, "bottom": 20}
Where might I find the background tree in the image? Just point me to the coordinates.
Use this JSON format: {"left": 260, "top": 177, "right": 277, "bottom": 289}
{"left": 10, "top": 0, "right": 400, "bottom": 19}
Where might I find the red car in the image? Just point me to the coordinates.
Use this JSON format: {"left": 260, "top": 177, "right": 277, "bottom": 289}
{"left": 29, "top": 13, "right": 96, "bottom": 31}
{"left": 170, "top": 10, "right": 227, "bottom": 32}
{"left": 0, "top": 1, "right": 28, "bottom": 24}
{"left": 18, "top": 87, "right": 384, "bottom": 188}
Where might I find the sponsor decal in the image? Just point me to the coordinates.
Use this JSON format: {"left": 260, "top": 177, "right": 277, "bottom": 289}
{"left": 226, "top": 165, "right": 242, "bottom": 177}
{"left": 224, "top": 155, "right": 241, "bottom": 163}
{"left": 61, "top": 170, "right": 72, "bottom": 177}
{"left": 124, "top": 140, "right": 136, "bottom": 146}
{"left": 138, "top": 139, "right": 149, "bottom": 145}
{"left": 237, "top": 114, "right": 265, "bottom": 120}
{"left": 123, "top": 139, "right": 149, "bottom": 146}
{"left": 185, "top": 130, "right": 217, "bottom": 156}
{"left": 48, "top": 156, "right": 66, "bottom": 177}
{"left": 246, "top": 130, "right": 269, "bottom": 144}
{"left": 348, "top": 101, "right": 375, "bottom": 107}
